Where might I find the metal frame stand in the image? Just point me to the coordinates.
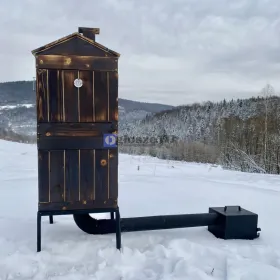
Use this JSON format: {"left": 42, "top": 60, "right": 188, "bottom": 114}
{"left": 37, "top": 207, "right": 122, "bottom": 252}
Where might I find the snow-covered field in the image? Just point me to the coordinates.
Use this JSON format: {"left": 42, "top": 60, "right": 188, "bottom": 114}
{"left": 0, "top": 140, "right": 280, "bottom": 279}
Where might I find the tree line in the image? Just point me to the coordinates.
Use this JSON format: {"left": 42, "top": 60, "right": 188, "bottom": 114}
{"left": 120, "top": 84, "right": 280, "bottom": 174}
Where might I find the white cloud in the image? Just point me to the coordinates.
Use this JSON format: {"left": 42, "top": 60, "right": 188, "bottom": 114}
{"left": 0, "top": 0, "right": 279, "bottom": 105}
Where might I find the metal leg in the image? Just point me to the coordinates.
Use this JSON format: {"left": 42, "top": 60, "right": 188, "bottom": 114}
{"left": 110, "top": 212, "right": 114, "bottom": 220}
{"left": 37, "top": 212, "right": 41, "bottom": 252}
{"left": 115, "top": 208, "right": 121, "bottom": 250}
{"left": 49, "top": 215, "right": 54, "bottom": 224}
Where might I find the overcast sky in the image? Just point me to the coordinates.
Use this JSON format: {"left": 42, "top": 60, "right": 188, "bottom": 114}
{"left": 1, "top": 0, "right": 280, "bottom": 105}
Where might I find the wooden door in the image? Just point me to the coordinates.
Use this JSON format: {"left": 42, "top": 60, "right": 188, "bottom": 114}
{"left": 36, "top": 68, "right": 118, "bottom": 211}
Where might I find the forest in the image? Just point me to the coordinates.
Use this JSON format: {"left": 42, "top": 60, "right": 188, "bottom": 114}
{"left": 119, "top": 84, "right": 280, "bottom": 175}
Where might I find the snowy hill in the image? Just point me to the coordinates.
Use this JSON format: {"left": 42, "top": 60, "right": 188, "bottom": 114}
{"left": 120, "top": 93, "right": 280, "bottom": 175}
{"left": 0, "top": 140, "right": 280, "bottom": 279}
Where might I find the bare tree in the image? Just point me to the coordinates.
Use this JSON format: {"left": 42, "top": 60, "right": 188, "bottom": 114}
{"left": 261, "top": 83, "right": 275, "bottom": 170}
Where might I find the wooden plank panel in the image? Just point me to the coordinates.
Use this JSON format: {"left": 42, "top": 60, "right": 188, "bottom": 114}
{"left": 42, "top": 130, "right": 100, "bottom": 137}
{"left": 38, "top": 199, "right": 117, "bottom": 211}
{"left": 48, "top": 69, "right": 63, "bottom": 122}
{"left": 108, "top": 71, "right": 118, "bottom": 122}
{"left": 94, "top": 149, "right": 109, "bottom": 204}
{"left": 79, "top": 150, "right": 94, "bottom": 201}
{"left": 64, "top": 70, "right": 79, "bottom": 122}
{"left": 65, "top": 150, "right": 79, "bottom": 202}
{"left": 108, "top": 149, "right": 118, "bottom": 200}
{"left": 36, "top": 55, "right": 117, "bottom": 71}
{"left": 38, "top": 150, "right": 49, "bottom": 202}
{"left": 79, "top": 71, "right": 94, "bottom": 122}
{"left": 49, "top": 151, "right": 64, "bottom": 203}
{"left": 94, "top": 72, "right": 108, "bottom": 121}
{"left": 38, "top": 136, "right": 109, "bottom": 150}
{"left": 36, "top": 69, "right": 48, "bottom": 122}
{"left": 38, "top": 122, "right": 114, "bottom": 136}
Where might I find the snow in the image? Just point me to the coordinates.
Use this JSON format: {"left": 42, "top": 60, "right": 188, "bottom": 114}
{"left": 0, "top": 104, "right": 34, "bottom": 110}
{"left": 0, "top": 140, "right": 280, "bottom": 279}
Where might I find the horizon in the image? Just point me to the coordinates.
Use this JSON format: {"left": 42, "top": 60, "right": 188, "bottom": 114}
{"left": 0, "top": 79, "right": 276, "bottom": 107}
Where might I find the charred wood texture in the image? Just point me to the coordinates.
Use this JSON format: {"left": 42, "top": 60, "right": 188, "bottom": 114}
{"left": 34, "top": 29, "right": 119, "bottom": 212}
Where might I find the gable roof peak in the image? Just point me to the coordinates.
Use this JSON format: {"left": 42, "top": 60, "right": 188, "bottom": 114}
{"left": 31, "top": 27, "right": 120, "bottom": 57}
